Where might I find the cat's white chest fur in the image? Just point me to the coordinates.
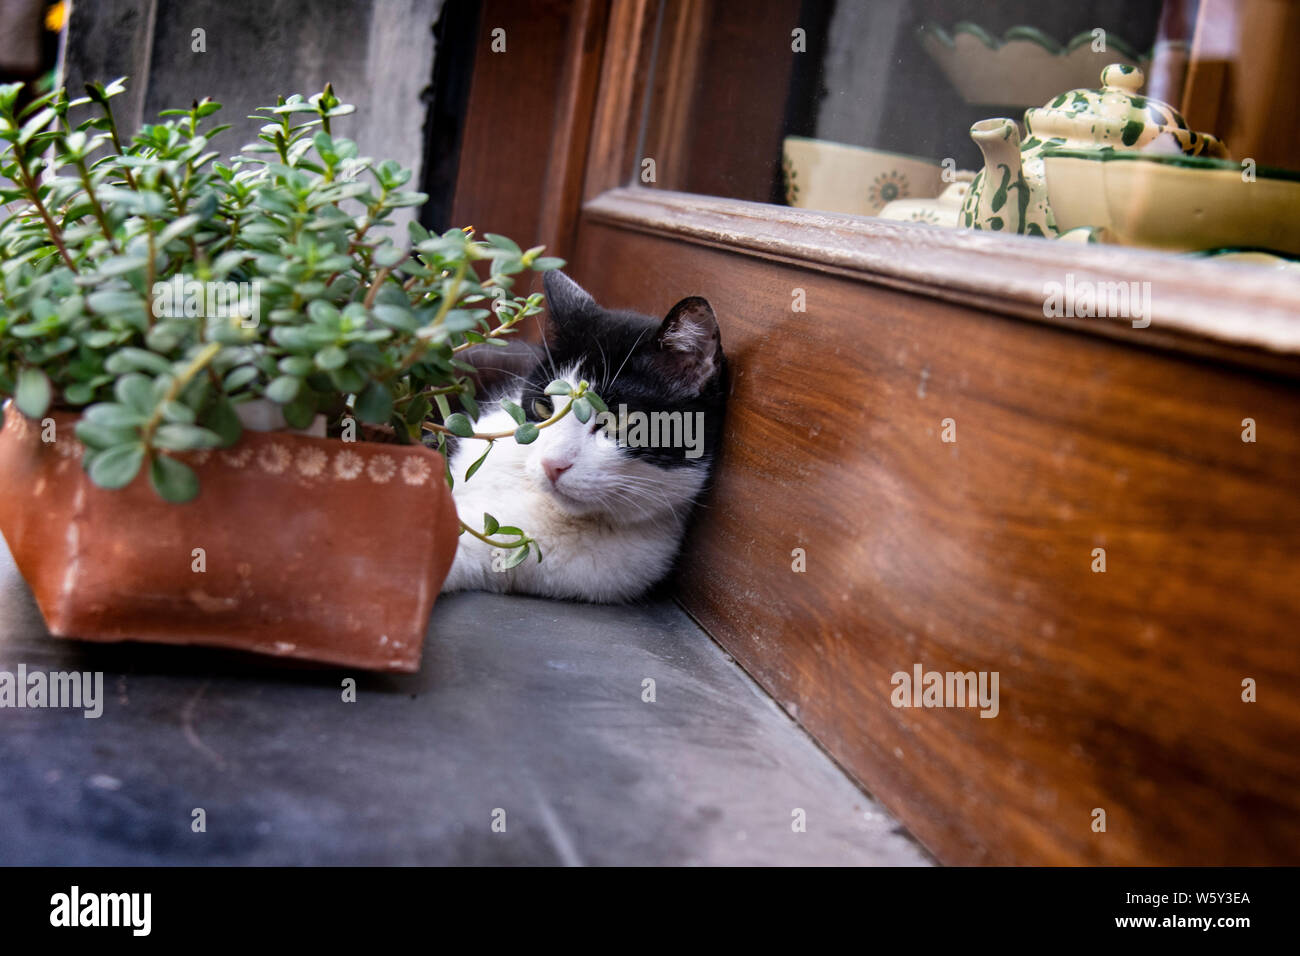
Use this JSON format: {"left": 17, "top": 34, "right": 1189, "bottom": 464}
{"left": 441, "top": 404, "right": 698, "bottom": 602}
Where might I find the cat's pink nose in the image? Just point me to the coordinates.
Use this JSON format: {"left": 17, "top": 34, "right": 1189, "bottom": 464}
{"left": 542, "top": 459, "right": 572, "bottom": 484}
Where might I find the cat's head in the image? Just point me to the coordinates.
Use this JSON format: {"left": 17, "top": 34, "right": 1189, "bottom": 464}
{"left": 513, "top": 271, "right": 727, "bottom": 522}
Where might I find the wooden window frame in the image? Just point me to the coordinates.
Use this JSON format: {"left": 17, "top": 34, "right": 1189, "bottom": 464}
{"left": 573, "top": 0, "right": 1300, "bottom": 377}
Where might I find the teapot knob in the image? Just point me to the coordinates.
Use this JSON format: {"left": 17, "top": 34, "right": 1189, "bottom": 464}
{"left": 1101, "top": 63, "right": 1144, "bottom": 93}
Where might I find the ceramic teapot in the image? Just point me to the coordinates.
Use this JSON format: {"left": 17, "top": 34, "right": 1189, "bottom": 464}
{"left": 960, "top": 63, "right": 1229, "bottom": 237}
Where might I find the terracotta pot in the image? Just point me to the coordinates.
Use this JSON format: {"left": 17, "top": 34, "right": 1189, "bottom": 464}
{"left": 0, "top": 404, "right": 458, "bottom": 672}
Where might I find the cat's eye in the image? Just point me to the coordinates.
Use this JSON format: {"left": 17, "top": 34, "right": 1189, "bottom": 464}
{"left": 532, "top": 399, "right": 552, "bottom": 420}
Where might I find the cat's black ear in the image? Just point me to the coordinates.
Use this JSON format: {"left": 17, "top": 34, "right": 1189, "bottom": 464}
{"left": 543, "top": 270, "right": 596, "bottom": 327}
{"left": 655, "top": 296, "right": 722, "bottom": 394}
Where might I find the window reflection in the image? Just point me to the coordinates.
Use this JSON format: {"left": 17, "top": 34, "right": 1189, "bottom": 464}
{"left": 638, "top": 0, "right": 1300, "bottom": 271}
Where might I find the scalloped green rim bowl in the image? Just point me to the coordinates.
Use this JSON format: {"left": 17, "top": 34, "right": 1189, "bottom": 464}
{"left": 1042, "top": 149, "right": 1300, "bottom": 256}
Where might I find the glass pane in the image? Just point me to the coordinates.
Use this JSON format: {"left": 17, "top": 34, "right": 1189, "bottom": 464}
{"left": 635, "top": 0, "right": 1300, "bottom": 270}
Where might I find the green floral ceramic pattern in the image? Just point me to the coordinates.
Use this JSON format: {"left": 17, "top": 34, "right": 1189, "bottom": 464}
{"left": 869, "top": 170, "right": 910, "bottom": 209}
{"left": 922, "top": 21, "right": 1143, "bottom": 62}
{"left": 962, "top": 65, "right": 1229, "bottom": 238}
{"left": 781, "top": 151, "right": 799, "bottom": 205}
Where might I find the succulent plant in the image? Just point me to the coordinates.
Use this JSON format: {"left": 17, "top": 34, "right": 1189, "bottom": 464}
{"left": 0, "top": 79, "right": 602, "bottom": 562}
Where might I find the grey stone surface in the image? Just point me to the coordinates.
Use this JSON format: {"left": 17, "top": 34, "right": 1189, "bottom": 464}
{"left": 61, "top": 0, "right": 442, "bottom": 230}
{"left": 0, "top": 538, "right": 930, "bottom": 865}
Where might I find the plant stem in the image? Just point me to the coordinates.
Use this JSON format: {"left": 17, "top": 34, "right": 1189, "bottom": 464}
{"left": 362, "top": 265, "right": 391, "bottom": 309}
{"left": 140, "top": 342, "right": 222, "bottom": 445}
{"left": 165, "top": 178, "right": 205, "bottom": 266}
{"left": 391, "top": 259, "right": 467, "bottom": 377}
{"left": 10, "top": 141, "right": 78, "bottom": 272}
{"left": 422, "top": 395, "right": 575, "bottom": 441}
{"left": 71, "top": 157, "right": 118, "bottom": 251}
{"left": 144, "top": 227, "right": 156, "bottom": 328}
{"left": 98, "top": 100, "right": 138, "bottom": 190}
{"left": 458, "top": 519, "right": 527, "bottom": 550}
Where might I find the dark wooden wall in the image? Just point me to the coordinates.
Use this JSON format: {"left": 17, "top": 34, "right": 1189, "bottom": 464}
{"left": 450, "top": 0, "right": 577, "bottom": 253}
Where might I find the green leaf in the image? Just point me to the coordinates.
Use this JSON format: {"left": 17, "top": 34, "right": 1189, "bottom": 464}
{"left": 152, "top": 424, "right": 223, "bottom": 451}
{"left": 63, "top": 383, "right": 96, "bottom": 406}
{"left": 84, "top": 402, "right": 145, "bottom": 428}
{"left": 328, "top": 365, "right": 366, "bottom": 393}
{"left": 514, "top": 422, "right": 539, "bottom": 444}
{"left": 106, "top": 347, "right": 171, "bottom": 375}
{"left": 76, "top": 419, "right": 139, "bottom": 451}
{"left": 441, "top": 309, "right": 483, "bottom": 334}
{"left": 18, "top": 107, "right": 54, "bottom": 145}
{"left": 87, "top": 290, "right": 146, "bottom": 316}
{"left": 265, "top": 375, "right": 302, "bottom": 404}
{"left": 96, "top": 255, "right": 148, "bottom": 277}
{"left": 315, "top": 345, "right": 347, "bottom": 370}
{"left": 200, "top": 397, "right": 243, "bottom": 446}
{"left": 572, "top": 397, "right": 592, "bottom": 424}
{"left": 160, "top": 400, "right": 196, "bottom": 424}
{"left": 372, "top": 303, "right": 417, "bottom": 331}
{"left": 308, "top": 300, "right": 340, "bottom": 324}
{"left": 278, "top": 356, "right": 314, "bottom": 377}
{"left": 88, "top": 443, "right": 144, "bottom": 489}
{"left": 484, "top": 234, "right": 521, "bottom": 255}
{"left": 502, "top": 544, "right": 530, "bottom": 570}
{"left": 354, "top": 381, "right": 393, "bottom": 424}
{"left": 586, "top": 391, "right": 608, "bottom": 414}
{"left": 444, "top": 412, "right": 474, "bottom": 438}
{"left": 403, "top": 395, "right": 432, "bottom": 426}
{"left": 532, "top": 257, "right": 566, "bottom": 270}
{"left": 223, "top": 366, "right": 259, "bottom": 391}
{"left": 373, "top": 245, "right": 406, "bottom": 268}
{"left": 14, "top": 368, "right": 51, "bottom": 418}
{"left": 283, "top": 392, "right": 317, "bottom": 429}
{"left": 501, "top": 399, "right": 525, "bottom": 425}
{"left": 483, "top": 513, "right": 499, "bottom": 535}
{"left": 149, "top": 454, "right": 199, "bottom": 503}
{"left": 154, "top": 214, "right": 201, "bottom": 248}
{"left": 465, "top": 441, "right": 493, "bottom": 480}
{"left": 544, "top": 380, "right": 571, "bottom": 395}
{"left": 114, "top": 373, "right": 155, "bottom": 414}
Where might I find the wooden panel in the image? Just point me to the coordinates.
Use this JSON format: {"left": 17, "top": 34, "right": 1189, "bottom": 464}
{"left": 450, "top": 0, "right": 576, "bottom": 250}
{"left": 674, "top": 0, "right": 799, "bottom": 200}
{"left": 571, "top": 216, "right": 1300, "bottom": 865}
{"left": 1181, "top": 0, "right": 1300, "bottom": 168}
{"left": 535, "top": 0, "right": 611, "bottom": 257}
{"left": 581, "top": 0, "right": 659, "bottom": 200}
{"left": 635, "top": 0, "right": 798, "bottom": 200}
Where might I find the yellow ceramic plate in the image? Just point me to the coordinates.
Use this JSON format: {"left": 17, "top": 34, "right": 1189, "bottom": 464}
{"left": 1042, "top": 150, "right": 1300, "bottom": 255}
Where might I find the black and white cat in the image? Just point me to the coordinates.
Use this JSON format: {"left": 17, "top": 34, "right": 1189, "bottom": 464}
{"left": 441, "top": 271, "right": 727, "bottom": 602}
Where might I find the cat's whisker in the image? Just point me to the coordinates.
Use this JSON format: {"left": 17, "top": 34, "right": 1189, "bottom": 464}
{"left": 607, "top": 330, "right": 649, "bottom": 394}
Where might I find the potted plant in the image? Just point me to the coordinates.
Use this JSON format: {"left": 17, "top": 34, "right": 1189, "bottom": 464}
{"left": 0, "top": 79, "right": 599, "bottom": 671}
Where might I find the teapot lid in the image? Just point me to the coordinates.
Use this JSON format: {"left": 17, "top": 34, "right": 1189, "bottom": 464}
{"left": 1026, "top": 64, "right": 1227, "bottom": 158}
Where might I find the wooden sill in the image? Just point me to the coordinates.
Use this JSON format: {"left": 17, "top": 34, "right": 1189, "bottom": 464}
{"left": 585, "top": 186, "right": 1300, "bottom": 376}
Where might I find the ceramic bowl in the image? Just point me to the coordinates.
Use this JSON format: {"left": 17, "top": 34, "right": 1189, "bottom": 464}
{"left": 782, "top": 136, "right": 943, "bottom": 217}
{"left": 1042, "top": 150, "right": 1300, "bottom": 255}
{"left": 878, "top": 179, "right": 973, "bottom": 227}
{"left": 918, "top": 22, "right": 1169, "bottom": 108}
